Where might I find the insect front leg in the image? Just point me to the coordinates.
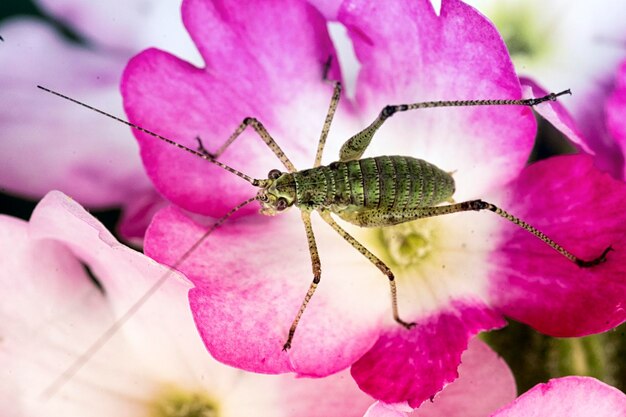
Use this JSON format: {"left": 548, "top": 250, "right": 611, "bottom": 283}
{"left": 319, "top": 210, "right": 415, "bottom": 329}
{"left": 313, "top": 81, "right": 342, "bottom": 167}
{"left": 199, "top": 117, "right": 298, "bottom": 172}
{"left": 338, "top": 90, "right": 571, "bottom": 162}
{"left": 284, "top": 210, "right": 322, "bottom": 351}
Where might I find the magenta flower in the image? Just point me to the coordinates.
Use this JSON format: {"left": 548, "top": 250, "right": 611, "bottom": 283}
{"left": 122, "top": 0, "right": 626, "bottom": 407}
{"left": 0, "top": 191, "right": 376, "bottom": 416}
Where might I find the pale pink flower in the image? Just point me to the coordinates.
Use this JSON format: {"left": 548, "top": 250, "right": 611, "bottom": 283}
{"left": 0, "top": 191, "right": 375, "bottom": 417}
{"left": 0, "top": 0, "right": 199, "bottom": 239}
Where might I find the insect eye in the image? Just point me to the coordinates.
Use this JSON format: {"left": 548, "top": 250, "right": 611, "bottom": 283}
{"left": 276, "top": 197, "right": 288, "bottom": 211}
{"left": 268, "top": 169, "right": 282, "bottom": 179}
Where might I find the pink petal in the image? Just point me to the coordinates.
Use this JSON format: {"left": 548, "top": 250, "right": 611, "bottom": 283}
{"left": 364, "top": 339, "right": 516, "bottom": 417}
{"left": 122, "top": 0, "right": 346, "bottom": 217}
{"left": 277, "top": 372, "right": 373, "bottom": 417}
{"left": 411, "top": 338, "right": 516, "bottom": 417}
{"left": 520, "top": 78, "right": 592, "bottom": 154}
{"left": 365, "top": 402, "right": 414, "bottom": 417}
{"left": 490, "top": 154, "right": 626, "bottom": 336}
{"left": 35, "top": 0, "right": 198, "bottom": 59}
{"left": 0, "top": 18, "right": 152, "bottom": 208}
{"left": 492, "top": 377, "right": 626, "bottom": 417}
{"left": 117, "top": 188, "right": 168, "bottom": 244}
{"left": 338, "top": 0, "right": 536, "bottom": 200}
{"left": 0, "top": 197, "right": 149, "bottom": 416}
{"left": 351, "top": 303, "right": 505, "bottom": 408}
{"left": 145, "top": 205, "right": 387, "bottom": 376}
{"left": 606, "top": 60, "right": 626, "bottom": 177}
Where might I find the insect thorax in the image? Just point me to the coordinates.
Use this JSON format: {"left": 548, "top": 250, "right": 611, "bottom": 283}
{"left": 292, "top": 156, "right": 455, "bottom": 221}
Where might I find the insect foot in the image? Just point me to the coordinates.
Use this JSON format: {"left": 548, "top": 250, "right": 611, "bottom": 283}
{"left": 282, "top": 338, "right": 293, "bottom": 352}
{"left": 396, "top": 318, "right": 417, "bottom": 330}
{"left": 195, "top": 136, "right": 216, "bottom": 159}
{"left": 575, "top": 245, "right": 613, "bottom": 268}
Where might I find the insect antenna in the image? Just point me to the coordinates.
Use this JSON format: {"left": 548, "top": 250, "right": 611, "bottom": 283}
{"left": 41, "top": 195, "right": 259, "bottom": 400}
{"left": 36, "top": 85, "right": 265, "bottom": 187}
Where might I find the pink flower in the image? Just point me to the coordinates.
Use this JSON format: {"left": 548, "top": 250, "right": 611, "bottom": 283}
{"left": 463, "top": 0, "right": 626, "bottom": 178}
{"left": 0, "top": 191, "right": 375, "bottom": 417}
{"left": 368, "top": 376, "right": 626, "bottom": 417}
{"left": 122, "top": 0, "right": 626, "bottom": 408}
{"left": 0, "top": 0, "right": 199, "bottom": 240}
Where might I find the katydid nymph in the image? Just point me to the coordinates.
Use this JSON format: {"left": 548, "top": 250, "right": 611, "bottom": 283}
{"left": 36, "top": 78, "right": 611, "bottom": 395}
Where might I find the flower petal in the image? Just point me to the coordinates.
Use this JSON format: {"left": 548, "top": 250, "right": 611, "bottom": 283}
{"left": 490, "top": 155, "right": 626, "bottom": 336}
{"left": 464, "top": 0, "right": 626, "bottom": 178}
{"left": 606, "top": 60, "right": 626, "bottom": 178}
{"left": 411, "top": 338, "right": 516, "bottom": 417}
{"left": 338, "top": 0, "right": 536, "bottom": 199}
{"left": 365, "top": 402, "right": 413, "bottom": 417}
{"left": 0, "top": 197, "right": 149, "bottom": 416}
{"left": 145, "top": 205, "right": 388, "bottom": 376}
{"left": 351, "top": 303, "right": 505, "bottom": 408}
{"left": 520, "top": 78, "right": 591, "bottom": 154}
{"left": 363, "top": 339, "right": 516, "bottom": 417}
{"left": 122, "top": 0, "right": 349, "bottom": 217}
{"left": 35, "top": 0, "right": 199, "bottom": 61}
{"left": 0, "top": 18, "right": 152, "bottom": 208}
{"left": 492, "top": 376, "right": 626, "bottom": 417}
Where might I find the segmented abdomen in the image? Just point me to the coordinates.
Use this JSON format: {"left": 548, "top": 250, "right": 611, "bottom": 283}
{"left": 293, "top": 156, "right": 455, "bottom": 210}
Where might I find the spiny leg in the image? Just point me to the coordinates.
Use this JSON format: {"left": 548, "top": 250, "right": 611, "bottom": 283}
{"left": 339, "top": 90, "right": 571, "bottom": 162}
{"left": 386, "top": 200, "right": 611, "bottom": 267}
{"left": 201, "top": 117, "right": 297, "bottom": 173}
{"left": 319, "top": 210, "right": 414, "bottom": 328}
{"left": 314, "top": 81, "right": 342, "bottom": 167}
{"left": 283, "top": 211, "right": 322, "bottom": 351}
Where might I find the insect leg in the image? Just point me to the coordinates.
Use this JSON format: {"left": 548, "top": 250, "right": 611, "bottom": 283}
{"left": 195, "top": 136, "right": 213, "bottom": 157}
{"left": 319, "top": 210, "right": 415, "bottom": 329}
{"left": 283, "top": 211, "right": 322, "bottom": 351}
{"left": 386, "top": 200, "right": 611, "bottom": 267}
{"left": 203, "top": 117, "right": 297, "bottom": 173}
{"left": 314, "top": 82, "right": 342, "bottom": 167}
{"left": 338, "top": 90, "right": 571, "bottom": 162}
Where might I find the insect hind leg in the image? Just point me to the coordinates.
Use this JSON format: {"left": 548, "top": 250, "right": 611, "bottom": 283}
{"left": 338, "top": 90, "right": 572, "bottom": 162}
{"left": 395, "top": 200, "right": 611, "bottom": 267}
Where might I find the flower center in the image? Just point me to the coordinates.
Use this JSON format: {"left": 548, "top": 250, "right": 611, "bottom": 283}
{"left": 376, "top": 220, "right": 437, "bottom": 269}
{"left": 151, "top": 388, "right": 219, "bottom": 417}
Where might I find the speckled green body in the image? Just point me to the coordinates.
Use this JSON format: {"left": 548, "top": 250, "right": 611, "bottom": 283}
{"left": 272, "top": 156, "right": 455, "bottom": 227}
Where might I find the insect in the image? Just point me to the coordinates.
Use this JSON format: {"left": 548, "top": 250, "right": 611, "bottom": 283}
{"left": 37, "top": 77, "right": 611, "bottom": 392}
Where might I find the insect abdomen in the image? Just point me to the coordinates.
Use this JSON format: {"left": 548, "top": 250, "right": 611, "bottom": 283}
{"left": 293, "top": 156, "right": 455, "bottom": 210}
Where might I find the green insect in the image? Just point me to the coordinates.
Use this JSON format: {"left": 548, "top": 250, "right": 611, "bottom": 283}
{"left": 38, "top": 79, "right": 610, "bottom": 355}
